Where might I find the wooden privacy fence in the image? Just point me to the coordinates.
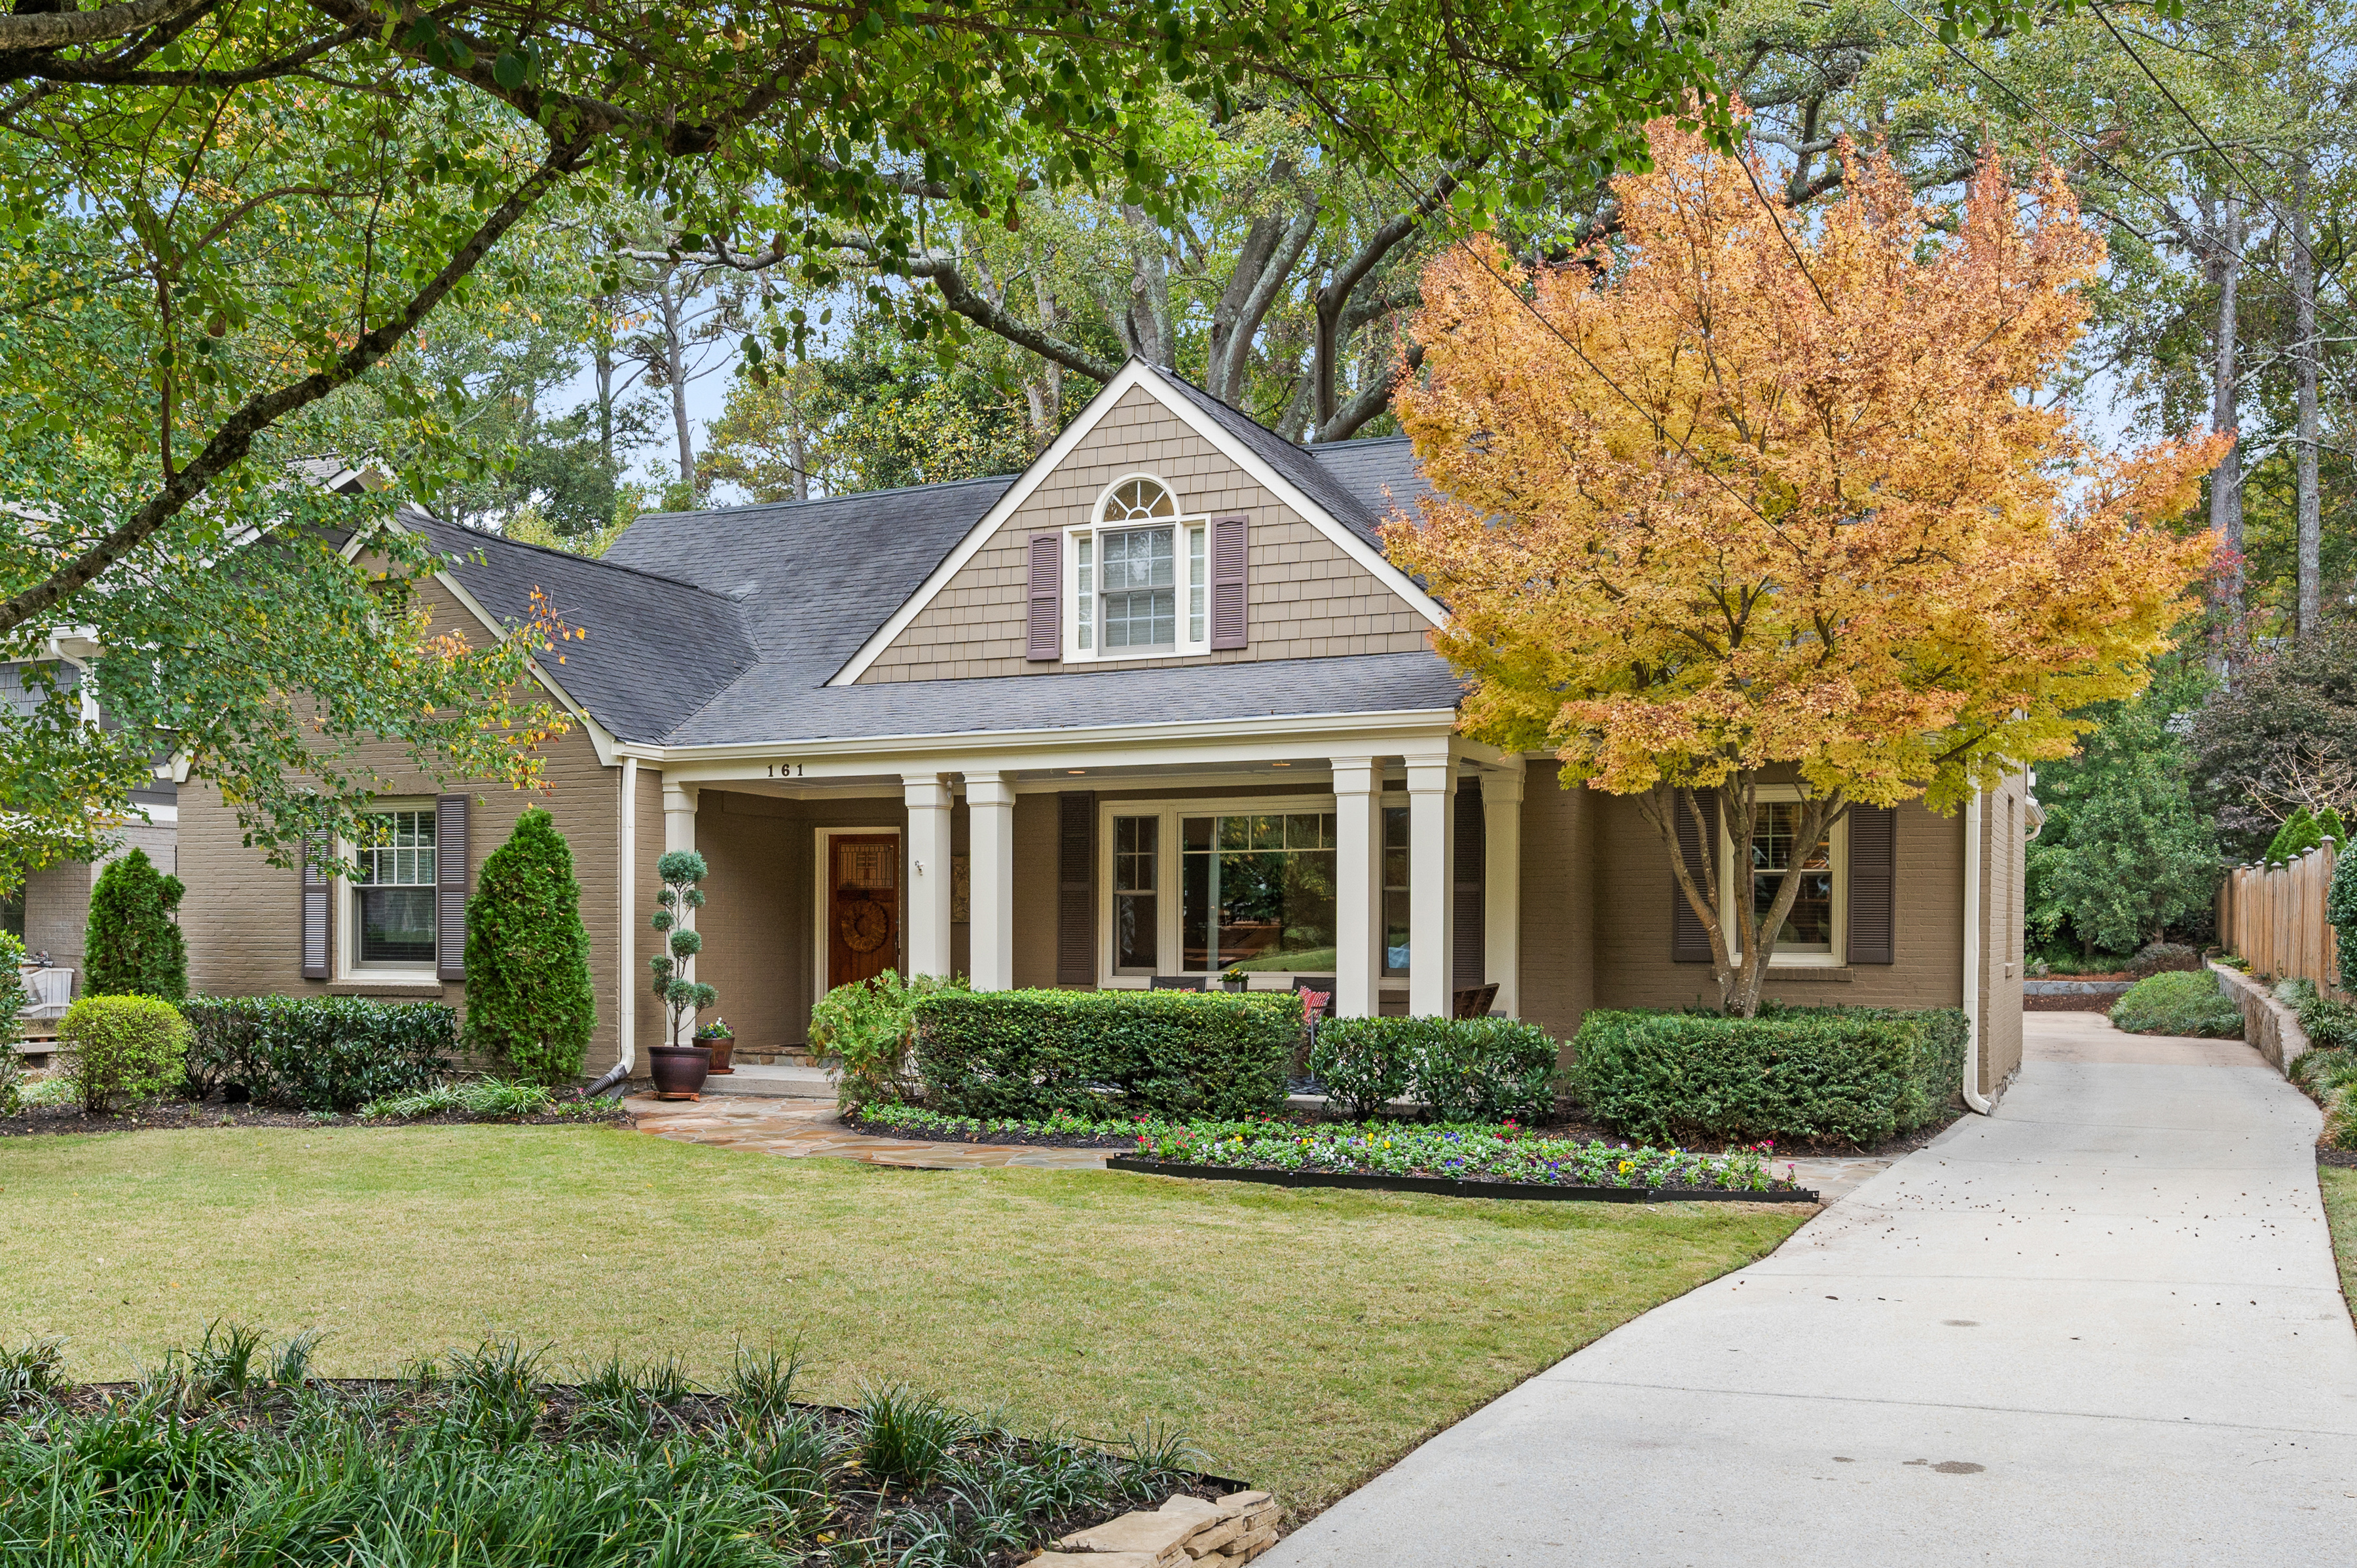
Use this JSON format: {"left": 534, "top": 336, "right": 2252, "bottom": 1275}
{"left": 2218, "top": 843, "right": 2346, "bottom": 999}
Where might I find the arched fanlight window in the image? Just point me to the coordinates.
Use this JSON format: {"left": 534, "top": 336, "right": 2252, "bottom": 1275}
{"left": 1099, "top": 476, "right": 1178, "bottom": 524}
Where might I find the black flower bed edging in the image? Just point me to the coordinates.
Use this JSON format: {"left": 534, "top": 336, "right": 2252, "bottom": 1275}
{"left": 1105, "top": 1155, "right": 1818, "bottom": 1204}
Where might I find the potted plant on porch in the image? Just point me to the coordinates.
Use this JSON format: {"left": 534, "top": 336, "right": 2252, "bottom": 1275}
{"left": 697, "top": 1017, "right": 735, "bottom": 1074}
{"left": 648, "top": 850, "right": 719, "bottom": 1100}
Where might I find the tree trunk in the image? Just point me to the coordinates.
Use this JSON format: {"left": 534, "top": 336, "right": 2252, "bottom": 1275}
{"left": 659, "top": 265, "right": 694, "bottom": 496}
{"left": 2209, "top": 193, "right": 2243, "bottom": 629}
{"left": 790, "top": 424, "right": 809, "bottom": 504}
{"left": 2295, "top": 158, "right": 2321, "bottom": 642}
{"left": 593, "top": 313, "right": 616, "bottom": 480}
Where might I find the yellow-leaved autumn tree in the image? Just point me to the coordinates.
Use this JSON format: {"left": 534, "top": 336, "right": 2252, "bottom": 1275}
{"left": 1385, "top": 122, "right": 2225, "bottom": 1016}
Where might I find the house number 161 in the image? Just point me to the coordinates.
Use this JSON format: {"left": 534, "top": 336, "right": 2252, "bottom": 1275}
{"left": 766, "top": 763, "right": 805, "bottom": 778}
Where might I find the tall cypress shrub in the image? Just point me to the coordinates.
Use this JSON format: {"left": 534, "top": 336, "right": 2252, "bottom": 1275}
{"left": 83, "top": 848, "right": 187, "bottom": 1000}
{"left": 463, "top": 807, "right": 596, "bottom": 1084}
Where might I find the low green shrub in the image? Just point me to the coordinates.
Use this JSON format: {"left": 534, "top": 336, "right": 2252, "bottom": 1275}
{"left": 2298, "top": 989, "right": 2357, "bottom": 1053}
{"left": 1570, "top": 1005, "right": 1969, "bottom": 1146}
{"left": 2123, "top": 941, "right": 2201, "bottom": 979}
{"left": 58, "top": 994, "right": 189, "bottom": 1112}
{"left": 179, "top": 996, "right": 453, "bottom": 1111}
{"left": 359, "top": 1078, "right": 597, "bottom": 1120}
{"left": 812, "top": 970, "right": 968, "bottom": 1112}
{"left": 0, "top": 931, "right": 26, "bottom": 1115}
{"left": 1307, "top": 1017, "right": 1561, "bottom": 1121}
{"left": 2110, "top": 970, "right": 2243, "bottom": 1038}
{"left": 909, "top": 989, "right": 1299, "bottom": 1120}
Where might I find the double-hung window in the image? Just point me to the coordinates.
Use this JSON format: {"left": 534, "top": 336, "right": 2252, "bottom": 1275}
{"left": 1069, "top": 477, "right": 1209, "bottom": 661}
{"left": 352, "top": 807, "right": 437, "bottom": 968}
{"left": 1104, "top": 799, "right": 1357, "bottom": 980}
{"left": 1723, "top": 795, "right": 1846, "bottom": 964}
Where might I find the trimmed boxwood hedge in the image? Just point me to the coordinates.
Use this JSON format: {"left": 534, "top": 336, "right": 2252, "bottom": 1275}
{"left": 1307, "top": 1016, "right": 1561, "bottom": 1121}
{"left": 908, "top": 989, "right": 1299, "bottom": 1120}
{"left": 179, "top": 996, "right": 454, "bottom": 1112}
{"left": 1570, "top": 1004, "right": 1969, "bottom": 1146}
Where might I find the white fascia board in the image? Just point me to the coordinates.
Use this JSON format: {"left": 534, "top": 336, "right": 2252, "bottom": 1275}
{"left": 828, "top": 360, "right": 1449, "bottom": 686}
{"left": 426, "top": 566, "right": 609, "bottom": 759}
{"left": 1122, "top": 371, "right": 1448, "bottom": 630}
{"left": 827, "top": 361, "right": 1163, "bottom": 687}
{"left": 653, "top": 706, "right": 1463, "bottom": 783}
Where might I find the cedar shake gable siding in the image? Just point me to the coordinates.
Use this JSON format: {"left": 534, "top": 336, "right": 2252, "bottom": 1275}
{"left": 856, "top": 386, "right": 1432, "bottom": 684}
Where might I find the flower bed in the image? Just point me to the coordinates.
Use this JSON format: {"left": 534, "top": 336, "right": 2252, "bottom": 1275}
{"left": 852, "top": 1103, "right": 1804, "bottom": 1197}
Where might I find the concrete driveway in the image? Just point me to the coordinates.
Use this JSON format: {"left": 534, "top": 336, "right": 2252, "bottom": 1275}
{"left": 1264, "top": 1012, "right": 2357, "bottom": 1567}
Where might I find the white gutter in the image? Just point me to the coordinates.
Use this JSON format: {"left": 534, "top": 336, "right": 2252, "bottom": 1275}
{"left": 1961, "top": 789, "right": 1994, "bottom": 1115}
{"left": 617, "top": 755, "right": 637, "bottom": 1078}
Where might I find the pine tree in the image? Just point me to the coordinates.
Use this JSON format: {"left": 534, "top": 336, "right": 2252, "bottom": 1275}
{"left": 83, "top": 847, "right": 187, "bottom": 1000}
{"left": 462, "top": 807, "right": 596, "bottom": 1084}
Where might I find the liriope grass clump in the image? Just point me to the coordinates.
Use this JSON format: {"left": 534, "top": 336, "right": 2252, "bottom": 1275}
{"left": 0, "top": 1328, "right": 1212, "bottom": 1567}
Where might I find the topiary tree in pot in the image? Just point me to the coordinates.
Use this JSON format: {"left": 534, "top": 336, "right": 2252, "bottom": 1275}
{"left": 647, "top": 850, "right": 718, "bottom": 1099}
{"left": 463, "top": 807, "right": 596, "bottom": 1086}
{"left": 84, "top": 847, "right": 186, "bottom": 999}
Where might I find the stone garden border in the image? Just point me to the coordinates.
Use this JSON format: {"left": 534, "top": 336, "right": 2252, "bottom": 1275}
{"left": 2211, "top": 961, "right": 2311, "bottom": 1074}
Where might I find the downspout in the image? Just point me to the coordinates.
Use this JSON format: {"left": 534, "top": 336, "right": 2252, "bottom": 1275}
{"left": 587, "top": 755, "right": 639, "bottom": 1100}
{"left": 1961, "top": 789, "right": 1994, "bottom": 1115}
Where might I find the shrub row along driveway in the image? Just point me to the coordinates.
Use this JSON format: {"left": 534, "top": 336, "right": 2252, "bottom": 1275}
{"left": 0, "top": 1121, "right": 1799, "bottom": 1508}
{"left": 1268, "top": 1011, "right": 2357, "bottom": 1566}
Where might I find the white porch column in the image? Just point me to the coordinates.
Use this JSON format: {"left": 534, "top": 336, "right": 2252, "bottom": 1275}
{"left": 903, "top": 773, "right": 954, "bottom": 979}
{"left": 661, "top": 782, "right": 697, "bottom": 1046}
{"left": 1330, "top": 757, "right": 1382, "bottom": 1019}
{"left": 965, "top": 772, "right": 1015, "bottom": 990}
{"left": 1406, "top": 752, "right": 1457, "bottom": 1018}
{"left": 1482, "top": 761, "right": 1525, "bottom": 1019}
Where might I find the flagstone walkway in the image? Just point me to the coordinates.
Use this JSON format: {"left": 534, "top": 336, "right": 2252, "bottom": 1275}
{"left": 623, "top": 1095, "right": 1113, "bottom": 1171}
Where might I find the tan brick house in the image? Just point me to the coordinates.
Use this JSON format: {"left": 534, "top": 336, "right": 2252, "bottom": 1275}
{"left": 178, "top": 359, "right": 2029, "bottom": 1099}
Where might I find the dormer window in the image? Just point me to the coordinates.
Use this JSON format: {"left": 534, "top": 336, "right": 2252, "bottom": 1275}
{"left": 1069, "top": 476, "right": 1209, "bottom": 661}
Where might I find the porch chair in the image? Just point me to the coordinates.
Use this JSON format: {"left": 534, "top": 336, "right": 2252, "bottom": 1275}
{"left": 1451, "top": 981, "right": 1499, "bottom": 1020}
{"left": 1291, "top": 977, "right": 1337, "bottom": 1019}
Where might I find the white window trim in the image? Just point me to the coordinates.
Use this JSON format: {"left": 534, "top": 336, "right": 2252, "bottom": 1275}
{"left": 1718, "top": 786, "right": 1848, "bottom": 968}
{"left": 337, "top": 799, "right": 439, "bottom": 980}
{"left": 1064, "top": 473, "right": 1210, "bottom": 664}
{"left": 1097, "top": 792, "right": 1367, "bottom": 987}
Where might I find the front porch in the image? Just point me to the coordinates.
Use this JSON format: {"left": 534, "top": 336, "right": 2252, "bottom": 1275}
{"left": 649, "top": 727, "right": 1526, "bottom": 1064}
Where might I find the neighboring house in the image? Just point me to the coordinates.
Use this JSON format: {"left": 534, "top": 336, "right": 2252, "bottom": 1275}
{"left": 177, "top": 361, "right": 2030, "bottom": 1093}
{"left": 3, "top": 655, "right": 179, "bottom": 1011}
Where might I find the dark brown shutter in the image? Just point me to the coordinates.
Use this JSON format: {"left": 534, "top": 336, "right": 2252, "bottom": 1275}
{"left": 1453, "top": 781, "right": 1484, "bottom": 993}
{"left": 301, "top": 831, "right": 331, "bottom": 981}
{"left": 1026, "top": 532, "right": 1061, "bottom": 661}
{"left": 1056, "top": 791, "right": 1096, "bottom": 985}
{"left": 436, "top": 793, "right": 469, "bottom": 981}
{"left": 1671, "top": 788, "right": 1719, "bottom": 964}
{"left": 1847, "top": 802, "right": 1897, "bottom": 965}
{"left": 1209, "top": 514, "right": 1249, "bottom": 650}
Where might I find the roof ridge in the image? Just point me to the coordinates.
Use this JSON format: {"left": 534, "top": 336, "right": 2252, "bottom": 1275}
{"left": 630, "top": 469, "right": 1018, "bottom": 524}
{"left": 415, "top": 511, "right": 747, "bottom": 605}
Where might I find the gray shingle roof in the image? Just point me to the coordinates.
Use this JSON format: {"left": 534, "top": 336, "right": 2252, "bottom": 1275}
{"left": 665, "top": 651, "right": 1464, "bottom": 748}
{"left": 411, "top": 370, "right": 1457, "bottom": 750}
{"left": 409, "top": 509, "right": 756, "bottom": 745}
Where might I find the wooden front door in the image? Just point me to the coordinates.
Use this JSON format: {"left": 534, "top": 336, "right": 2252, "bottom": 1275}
{"left": 827, "top": 833, "right": 901, "bottom": 989}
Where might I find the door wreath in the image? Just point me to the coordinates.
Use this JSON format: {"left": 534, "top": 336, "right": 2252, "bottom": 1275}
{"left": 839, "top": 900, "right": 892, "bottom": 953}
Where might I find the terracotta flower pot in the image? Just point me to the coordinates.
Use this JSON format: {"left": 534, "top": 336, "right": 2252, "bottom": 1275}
{"left": 704, "top": 1034, "right": 735, "bottom": 1074}
{"left": 648, "top": 1044, "right": 712, "bottom": 1101}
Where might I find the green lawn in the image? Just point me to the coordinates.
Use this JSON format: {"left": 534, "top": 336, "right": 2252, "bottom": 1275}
{"left": 2320, "top": 1167, "right": 2357, "bottom": 1321}
{"left": 0, "top": 1123, "right": 1802, "bottom": 1508}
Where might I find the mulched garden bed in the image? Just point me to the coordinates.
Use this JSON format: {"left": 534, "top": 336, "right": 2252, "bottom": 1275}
{"left": 1103, "top": 1156, "right": 1819, "bottom": 1204}
{"left": 2318, "top": 1147, "right": 2357, "bottom": 1168}
{"left": 848, "top": 1106, "right": 1958, "bottom": 1161}
{"left": 0, "top": 1096, "right": 626, "bottom": 1139}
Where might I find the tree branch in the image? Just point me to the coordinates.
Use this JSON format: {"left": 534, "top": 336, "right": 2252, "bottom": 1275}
{"left": 0, "top": 130, "right": 600, "bottom": 639}
{"left": 0, "top": 0, "right": 213, "bottom": 50}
